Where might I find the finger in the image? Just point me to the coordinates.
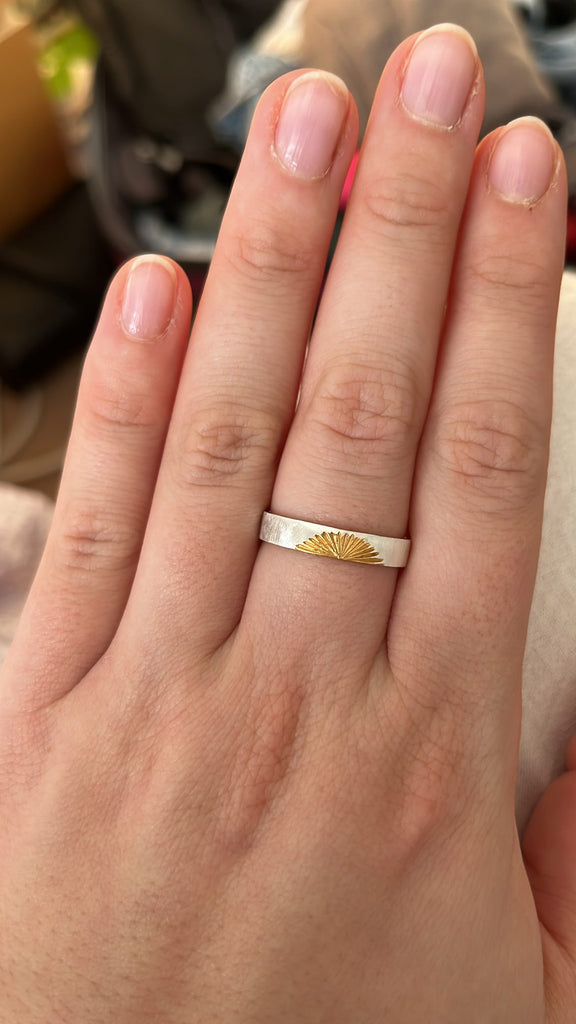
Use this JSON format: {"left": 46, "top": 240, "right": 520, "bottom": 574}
{"left": 388, "top": 119, "right": 566, "bottom": 758}
{"left": 118, "top": 71, "right": 358, "bottom": 662}
{"left": 523, "top": 756, "right": 576, "bottom": 1015}
{"left": 3, "top": 257, "right": 192, "bottom": 707}
{"left": 246, "top": 26, "right": 485, "bottom": 668}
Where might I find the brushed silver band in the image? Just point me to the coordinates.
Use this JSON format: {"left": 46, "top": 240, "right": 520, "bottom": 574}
{"left": 259, "top": 512, "right": 410, "bottom": 568}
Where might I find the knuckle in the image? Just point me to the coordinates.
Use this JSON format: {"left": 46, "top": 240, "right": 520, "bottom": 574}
{"left": 57, "top": 510, "right": 140, "bottom": 576}
{"left": 218, "top": 692, "right": 302, "bottom": 855}
{"left": 88, "top": 376, "right": 154, "bottom": 432}
{"left": 172, "top": 403, "right": 278, "bottom": 488}
{"left": 468, "top": 252, "right": 551, "bottom": 306}
{"left": 377, "top": 688, "right": 476, "bottom": 846}
{"left": 396, "top": 742, "right": 461, "bottom": 842}
{"left": 361, "top": 170, "right": 451, "bottom": 243}
{"left": 309, "top": 363, "right": 420, "bottom": 469}
{"left": 226, "top": 217, "right": 315, "bottom": 286}
{"left": 433, "top": 399, "right": 545, "bottom": 511}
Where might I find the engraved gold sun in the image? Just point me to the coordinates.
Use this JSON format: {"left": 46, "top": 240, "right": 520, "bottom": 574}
{"left": 295, "top": 531, "right": 383, "bottom": 564}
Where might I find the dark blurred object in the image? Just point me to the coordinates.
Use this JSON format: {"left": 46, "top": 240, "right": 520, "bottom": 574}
{"left": 87, "top": 60, "right": 237, "bottom": 263}
{"left": 68, "top": 0, "right": 281, "bottom": 160}
{"left": 520, "top": 0, "right": 576, "bottom": 107}
{"left": 65, "top": 0, "right": 282, "bottom": 263}
{"left": 543, "top": 0, "right": 576, "bottom": 26}
{"left": 0, "top": 183, "right": 114, "bottom": 389}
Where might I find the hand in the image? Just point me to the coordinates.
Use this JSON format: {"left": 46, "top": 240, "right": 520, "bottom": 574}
{"left": 1, "top": 24, "right": 574, "bottom": 1023}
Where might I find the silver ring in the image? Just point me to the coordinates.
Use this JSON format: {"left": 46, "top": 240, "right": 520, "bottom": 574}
{"left": 259, "top": 512, "right": 410, "bottom": 568}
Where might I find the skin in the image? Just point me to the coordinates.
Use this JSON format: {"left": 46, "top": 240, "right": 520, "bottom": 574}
{"left": 1, "top": 24, "right": 576, "bottom": 1023}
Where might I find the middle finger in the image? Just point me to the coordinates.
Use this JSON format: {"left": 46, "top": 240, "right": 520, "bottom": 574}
{"left": 248, "top": 25, "right": 485, "bottom": 664}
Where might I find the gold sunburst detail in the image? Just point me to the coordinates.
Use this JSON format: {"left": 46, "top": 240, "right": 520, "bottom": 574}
{"left": 295, "top": 531, "right": 383, "bottom": 564}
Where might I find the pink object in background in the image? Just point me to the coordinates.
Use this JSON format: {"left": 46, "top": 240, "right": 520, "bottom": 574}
{"left": 339, "top": 150, "right": 359, "bottom": 211}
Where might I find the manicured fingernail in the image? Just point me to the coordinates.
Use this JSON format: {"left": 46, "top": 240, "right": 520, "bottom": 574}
{"left": 402, "top": 24, "right": 478, "bottom": 128}
{"left": 275, "top": 71, "right": 349, "bottom": 179}
{"left": 121, "top": 255, "right": 177, "bottom": 340}
{"left": 488, "top": 118, "right": 557, "bottom": 203}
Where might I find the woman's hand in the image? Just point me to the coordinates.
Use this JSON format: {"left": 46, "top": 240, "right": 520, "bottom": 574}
{"left": 1, "top": 24, "right": 574, "bottom": 1023}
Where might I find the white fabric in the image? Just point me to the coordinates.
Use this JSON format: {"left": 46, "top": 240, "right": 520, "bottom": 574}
{"left": 0, "top": 271, "right": 576, "bottom": 831}
{"left": 516, "top": 270, "right": 576, "bottom": 830}
{"left": 0, "top": 484, "right": 53, "bottom": 662}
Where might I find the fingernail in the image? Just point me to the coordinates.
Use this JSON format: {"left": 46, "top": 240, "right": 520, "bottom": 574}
{"left": 488, "top": 118, "right": 557, "bottom": 204}
{"left": 275, "top": 71, "right": 349, "bottom": 179}
{"left": 121, "top": 255, "right": 177, "bottom": 340}
{"left": 402, "top": 24, "right": 478, "bottom": 128}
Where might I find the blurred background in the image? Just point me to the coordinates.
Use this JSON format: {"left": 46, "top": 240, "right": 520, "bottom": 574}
{"left": 2, "top": 0, "right": 576, "bottom": 500}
